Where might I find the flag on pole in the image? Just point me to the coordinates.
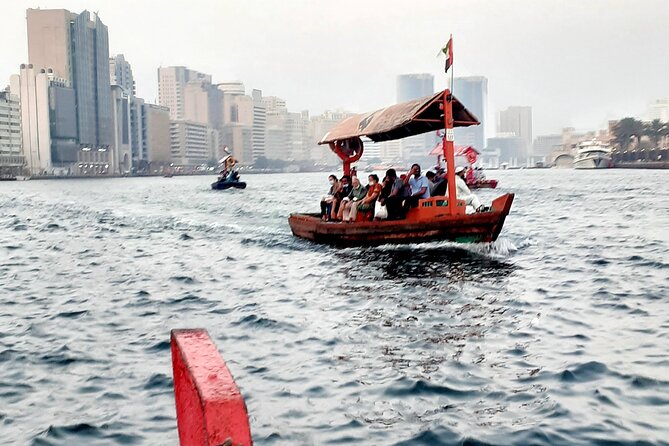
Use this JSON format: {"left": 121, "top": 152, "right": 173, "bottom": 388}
{"left": 440, "top": 37, "right": 453, "bottom": 73}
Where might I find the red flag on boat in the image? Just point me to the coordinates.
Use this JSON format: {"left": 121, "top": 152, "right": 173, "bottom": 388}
{"left": 440, "top": 37, "right": 453, "bottom": 73}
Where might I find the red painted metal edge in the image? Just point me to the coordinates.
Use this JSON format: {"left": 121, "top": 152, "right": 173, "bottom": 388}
{"left": 171, "top": 329, "right": 252, "bottom": 446}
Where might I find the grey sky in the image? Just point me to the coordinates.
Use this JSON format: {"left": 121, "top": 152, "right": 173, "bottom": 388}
{"left": 2, "top": 0, "right": 668, "bottom": 135}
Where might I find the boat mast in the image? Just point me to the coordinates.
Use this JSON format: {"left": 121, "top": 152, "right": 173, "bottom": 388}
{"left": 443, "top": 90, "right": 458, "bottom": 215}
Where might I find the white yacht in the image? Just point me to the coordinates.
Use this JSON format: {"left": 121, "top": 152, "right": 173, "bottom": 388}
{"left": 573, "top": 140, "right": 612, "bottom": 169}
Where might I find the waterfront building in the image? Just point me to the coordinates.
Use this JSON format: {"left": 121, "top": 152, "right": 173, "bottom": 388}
{"left": 380, "top": 140, "right": 403, "bottom": 165}
{"left": 158, "top": 66, "right": 211, "bottom": 120}
{"left": 396, "top": 74, "right": 435, "bottom": 165}
{"left": 533, "top": 134, "right": 563, "bottom": 162}
{"left": 499, "top": 106, "right": 532, "bottom": 153}
{"left": 110, "top": 85, "right": 131, "bottom": 173}
{"left": 396, "top": 73, "right": 434, "bottom": 103}
{"left": 308, "top": 110, "right": 354, "bottom": 165}
{"left": 0, "top": 89, "right": 24, "bottom": 177}
{"left": 12, "top": 65, "right": 78, "bottom": 175}
{"left": 251, "top": 89, "right": 266, "bottom": 161}
{"left": 143, "top": 103, "right": 171, "bottom": 164}
{"left": 26, "top": 8, "right": 114, "bottom": 173}
{"left": 109, "top": 54, "right": 135, "bottom": 96}
{"left": 453, "top": 76, "right": 487, "bottom": 151}
{"left": 170, "top": 120, "right": 210, "bottom": 165}
{"left": 485, "top": 134, "right": 526, "bottom": 167}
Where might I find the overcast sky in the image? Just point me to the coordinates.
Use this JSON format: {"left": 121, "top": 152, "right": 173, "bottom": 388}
{"left": 2, "top": 0, "right": 668, "bottom": 135}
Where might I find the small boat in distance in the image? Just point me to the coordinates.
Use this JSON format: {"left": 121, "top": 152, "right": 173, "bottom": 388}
{"left": 574, "top": 140, "right": 612, "bottom": 169}
{"left": 288, "top": 88, "right": 514, "bottom": 246}
{"left": 429, "top": 143, "right": 498, "bottom": 189}
{"left": 212, "top": 152, "right": 247, "bottom": 190}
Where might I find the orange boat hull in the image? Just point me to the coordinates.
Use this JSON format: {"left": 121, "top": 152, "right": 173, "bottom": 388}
{"left": 289, "top": 194, "right": 514, "bottom": 246}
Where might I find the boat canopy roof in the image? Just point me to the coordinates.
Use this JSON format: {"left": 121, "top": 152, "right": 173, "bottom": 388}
{"left": 319, "top": 90, "right": 479, "bottom": 145}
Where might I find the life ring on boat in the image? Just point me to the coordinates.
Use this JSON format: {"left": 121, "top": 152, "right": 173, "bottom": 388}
{"left": 330, "top": 137, "right": 364, "bottom": 164}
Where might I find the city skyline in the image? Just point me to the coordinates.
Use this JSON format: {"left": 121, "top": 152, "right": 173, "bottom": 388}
{"left": 2, "top": 0, "right": 668, "bottom": 136}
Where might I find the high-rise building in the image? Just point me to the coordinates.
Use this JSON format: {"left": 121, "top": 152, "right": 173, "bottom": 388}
{"left": 26, "top": 8, "right": 114, "bottom": 170}
{"left": 308, "top": 110, "right": 354, "bottom": 165}
{"left": 12, "top": 65, "right": 78, "bottom": 174}
{"left": 143, "top": 103, "right": 171, "bottom": 164}
{"left": 396, "top": 74, "right": 435, "bottom": 165}
{"left": 486, "top": 134, "right": 525, "bottom": 167}
{"left": 158, "top": 66, "right": 211, "bottom": 120}
{"left": 0, "top": 89, "right": 24, "bottom": 177}
{"left": 533, "top": 134, "right": 562, "bottom": 159}
{"left": 109, "top": 54, "right": 135, "bottom": 96}
{"left": 453, "top": 76, "right": 487, "bottom": 151}
{"left": 499, "top": 106, "right": 532, "bottom": 154}
{"left": 170, "top": 120, "right": 210, "bottom": 165}
{"left": 110, "top": 85, "right": 131, "bottom": 173}
{"left": 396, "top": 74, "right": 434, "bottom": 103}
{"left": 251, "top": 89, "right": 266, "bottom": 161}
{"left": 129, "top": 96, "right": 145, "bottom": 164}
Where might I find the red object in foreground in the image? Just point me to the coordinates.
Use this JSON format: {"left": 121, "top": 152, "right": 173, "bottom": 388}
{"left": 171, "top": 329, "right": 252, "bottom": 446}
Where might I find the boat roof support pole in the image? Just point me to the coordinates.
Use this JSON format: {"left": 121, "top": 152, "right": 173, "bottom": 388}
{"left": 443, "top": 90, "right": 457, "bottom": 215}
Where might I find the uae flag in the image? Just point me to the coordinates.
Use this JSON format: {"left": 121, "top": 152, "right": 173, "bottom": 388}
{"left": 441, "top": 37, "right": 453, "bottom": 73}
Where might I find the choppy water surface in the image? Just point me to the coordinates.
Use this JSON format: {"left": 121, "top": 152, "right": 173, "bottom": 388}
{"left": 1, "top": 169, "right": 668, "bottom": 445}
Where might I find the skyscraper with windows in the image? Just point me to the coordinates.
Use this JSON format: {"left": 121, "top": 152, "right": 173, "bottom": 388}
{"left": 26, "top": 8, "right": 113, "bottom": 172}
{"left": 157, "top": 66, "right": 211, "bottom": 121}
{"left": 110, "top": 54, "right": 135, "bottom": 96}
{"left": 396, "top": 74, "right": 435, "bottom": 164}
{"left": 499, "top": 106, "right": 532, "bottom": 153}
{"left": 453, "top": 76, "right": 487, "bottom": 150}
{"left": 396, "top": 74, "right": 434, "bottom": 103}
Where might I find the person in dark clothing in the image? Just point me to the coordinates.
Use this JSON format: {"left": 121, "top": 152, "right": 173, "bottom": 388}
{"left": 379, "top": 169, "right": 409, "bottom": 219}
{"left": 432, "top": 167, "right": 448, "bottom": 196}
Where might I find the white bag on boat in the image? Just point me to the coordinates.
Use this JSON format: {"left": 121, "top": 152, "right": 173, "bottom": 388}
{"left": 375, "top": 201, "right": 388, "bottom": 219}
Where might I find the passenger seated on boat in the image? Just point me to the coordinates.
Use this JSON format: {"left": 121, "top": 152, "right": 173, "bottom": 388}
{"left": 379, "top": 169, "right": 409, "bottom": 220}
{"left": 449, "top": 166, "right": 483, "bottom": 212}
{"left": 345, "top": 174, "right": 382, "bottom": 222}
{"left": 432, "top": 166, "right": 447, "bottom": 196}
{"left": 330, "top": 175, "right": 352, "bottom": 221}
{"left": 320, "top": 174, "right": 339, "bottom": 221}
{"left": 339, "top": 176, "right": 367, "bottom": 221}
{"left": 425, "top": 171, "right": 438, "bottom": 195}
{"left": 405, "top": 164, "right": 431, "bottom": 208}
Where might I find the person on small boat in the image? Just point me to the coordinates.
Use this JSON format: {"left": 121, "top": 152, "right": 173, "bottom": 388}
{"left": 331, "top": 175, "right": 352, "bottom": 220}
{"left": 346, "top": 174, "right": 382, "bottom": 222}
{"left": 425, "top": 171, "right": 438, "bottom": 195}
{"left": 451, "top": 166, "right": 483, "bottom": 211}
{"left": 320, "top": 174, "right": 339, "bottom": 221}
{"left": 379, "top": 169, "right": 410, "bottom": 220}
{"left": 405, "top": 164, "right": 431, "bottom": 207}
{"left": 431, "top": 166, "right": 448, "bottom": 196}
{"left": 339, "top": 176, "right": 368, "bottom": 221}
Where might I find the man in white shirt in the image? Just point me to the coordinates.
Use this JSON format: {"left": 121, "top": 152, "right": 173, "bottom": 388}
{"left": 452, "top": 166, "right": 483, "bottom": 211}
{"left": 406, "top": 164, "right": 431, "bottom": 202}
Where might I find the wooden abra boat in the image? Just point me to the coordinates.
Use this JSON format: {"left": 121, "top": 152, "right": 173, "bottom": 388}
{"left": 289, "top": 194, "right": 513, "bottom": 246}
{"left": 288, "top": 89, "right": 514, "bottom": 246}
